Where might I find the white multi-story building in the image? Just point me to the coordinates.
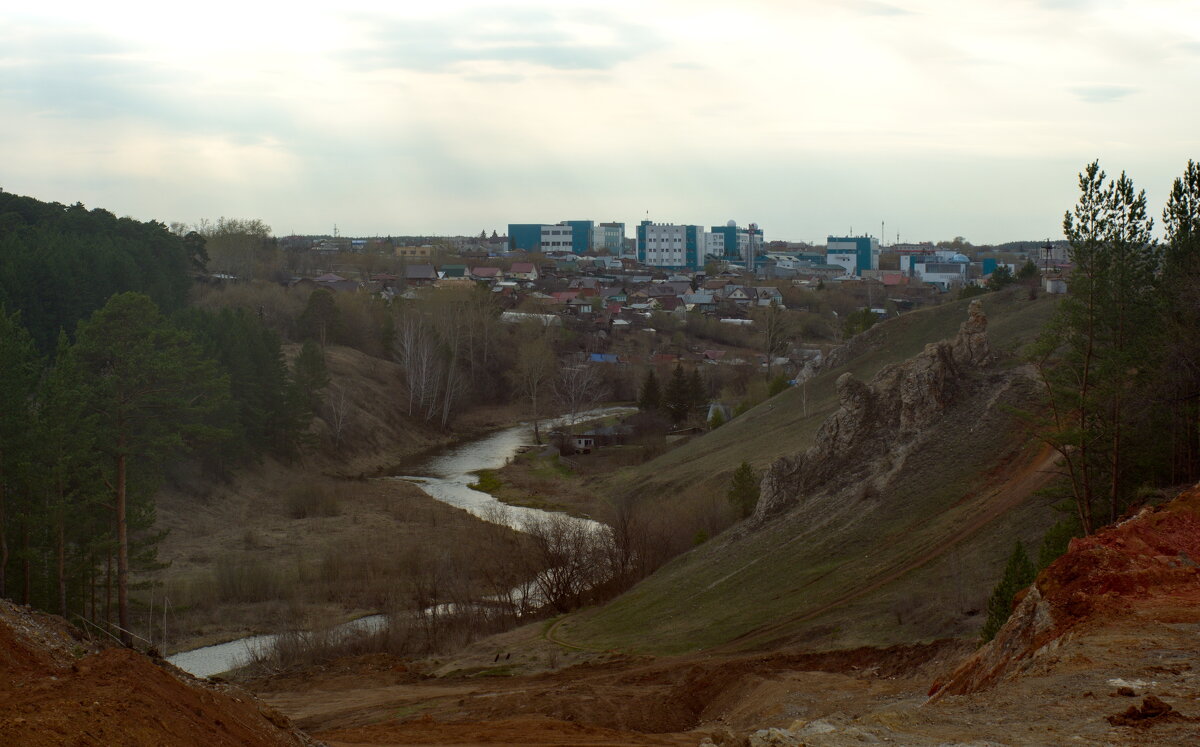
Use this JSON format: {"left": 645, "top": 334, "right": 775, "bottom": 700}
{"left": 636, "top": 221, "right": 705, "bottom": 270}
{"left": 539, "top": 224, "right": 575, "bottom": 250}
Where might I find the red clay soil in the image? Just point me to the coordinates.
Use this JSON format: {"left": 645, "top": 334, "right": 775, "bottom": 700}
{"left": 0, "top": 600, "right": 314, "bottom": 747}
{"left": 932, "top": 483, "right": 1200, "bottom": 697}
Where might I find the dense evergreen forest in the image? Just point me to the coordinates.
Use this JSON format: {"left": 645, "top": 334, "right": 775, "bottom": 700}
{"left": 0, "top": 191, "right": 317, "bottom": 645}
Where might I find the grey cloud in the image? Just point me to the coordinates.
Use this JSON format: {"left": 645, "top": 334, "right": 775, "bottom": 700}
{"left": 345, "top": 8, "right": 657, "bottom": 73}
{"left": 1, "top": 27, "right": 305, "bottom": 145}
{"left": 1070, "top": 85, "right": 1137, "bottom": 103}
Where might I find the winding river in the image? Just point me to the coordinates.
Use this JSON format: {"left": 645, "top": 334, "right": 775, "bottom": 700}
{"left": 167, "top": 407, "right": 631, "bottom": 677}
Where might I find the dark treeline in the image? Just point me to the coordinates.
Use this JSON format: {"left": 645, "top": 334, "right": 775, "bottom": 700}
{"left": 1028, "top": 159, "right": 1200, "bottom": 540}
{"left": 0, "top": 190, "right": 194, "bottom": 352}
{"left": 0, "top": 192, "right": 322, "bottom": 645}
{"left": 982, "top": 159, "right": 1200, "bottom": 642}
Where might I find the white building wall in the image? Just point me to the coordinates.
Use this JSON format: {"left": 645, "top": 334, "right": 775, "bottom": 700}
{"left": 643, "top": 223, "right": 700, "bottom": 267}
{"left": 706, "top": 232, "right": 725, "bottom": 257}
{"left": 540, "top": 224, "right": 572, "bottom": 250}
{"left": 826, "top": 252, "right": 857, "bottom": 277}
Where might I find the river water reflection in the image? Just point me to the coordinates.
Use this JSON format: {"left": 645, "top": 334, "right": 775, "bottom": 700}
{"left": 167, "top": 407, "right": 630, "bottom": 677}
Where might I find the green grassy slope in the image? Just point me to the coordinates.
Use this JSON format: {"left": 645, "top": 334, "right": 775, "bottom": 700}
{"left": 562, "top": 288, "right": 1061, "bottom": 654}
{"left": 603, "top": 289, "right": 1055, "bottom": 514}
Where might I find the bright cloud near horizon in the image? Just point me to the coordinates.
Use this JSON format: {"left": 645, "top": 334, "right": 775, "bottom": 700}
{"left": 2, "top": 1, "right": 1198, "bottom": 244}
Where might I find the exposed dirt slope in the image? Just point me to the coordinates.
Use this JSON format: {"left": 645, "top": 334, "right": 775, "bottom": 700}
{"left": 0, "top": 600, "right": 316, "bottom": 746}
{"left": 933, "top": 482, "right": 1200, "bottom": 697}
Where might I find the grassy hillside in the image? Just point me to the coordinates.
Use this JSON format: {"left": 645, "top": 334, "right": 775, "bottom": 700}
{"left": 560, "top": 288, "right": 1062, "bottom": 654}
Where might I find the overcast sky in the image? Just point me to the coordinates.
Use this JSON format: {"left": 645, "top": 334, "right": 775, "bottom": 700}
{"left": 2, "top": 1, "right": 1197, "bottom": 244}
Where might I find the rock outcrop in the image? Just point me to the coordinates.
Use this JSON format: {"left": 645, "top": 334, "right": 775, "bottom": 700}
{"left": 756, "top": 300, "right": 994, "bottom": 521}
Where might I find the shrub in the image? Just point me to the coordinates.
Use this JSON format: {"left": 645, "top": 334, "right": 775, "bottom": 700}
{"left": 980, "top": 541, "right": 1035, "bottom": 642}
{"left": 768, "top": 375, "right": 789, "bottom": 397}
{"left": 727, "top": 461, "right": 761, "bottom": 519}
{"left": 287, "top": 484, "right": 341, "bottom": 519}
{"left": 214, "top": 555, "right": 285, "bottom": 603}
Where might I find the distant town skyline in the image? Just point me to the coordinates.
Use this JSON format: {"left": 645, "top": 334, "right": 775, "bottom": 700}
{"left": 3, "top": 1, "right": 1197, "bottom": 245}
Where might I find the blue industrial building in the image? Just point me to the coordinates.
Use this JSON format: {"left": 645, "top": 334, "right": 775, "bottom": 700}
{"left": 826, "top": 236, "right": 880, "bottom": 276}
{"left": 508, "top": 224, "right": 544, "bottom": 252}
{"left": 507, "top": 221, "right": 595, "bottom": 254}
{"left": 563, "top": 220, "right": 594, "bottom": 254}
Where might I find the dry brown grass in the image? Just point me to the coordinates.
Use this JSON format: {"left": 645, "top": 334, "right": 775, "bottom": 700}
{"left": 147, "top": 467, "right": 532, "bottom": 654}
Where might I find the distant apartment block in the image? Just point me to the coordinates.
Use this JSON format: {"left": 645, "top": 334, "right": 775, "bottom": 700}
{"left": 593, "top": 222, "right": 627, "bottom": 254}
{"left": 637, "top": 221, "right": 705, "bottom": 270}
{"left": 708, "top": 221, "right": 764, "bottom": 266}
{"left": 509, "top": 220, "right": 622, "bottom": 254}
{"left": 826, "top": 236, "right": 880, "bottom": 276}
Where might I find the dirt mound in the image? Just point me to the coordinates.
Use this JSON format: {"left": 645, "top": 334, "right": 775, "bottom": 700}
{"left": 932, "top": 483, "right": 1200, "bottom": 697}
{"left": 1107, "top": 695, "right": 1199, "bottom": 729}
{"left": 0, "top": 600, "right": 316, "bottom": 746}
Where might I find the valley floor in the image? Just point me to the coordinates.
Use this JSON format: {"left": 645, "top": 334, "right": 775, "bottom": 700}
{"left": 250, "top": 594, "right": 1200, "bottom": 746}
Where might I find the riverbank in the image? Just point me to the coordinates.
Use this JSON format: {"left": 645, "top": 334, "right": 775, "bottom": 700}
{"left": 150, "top": 468, "right": 529, "bottom": 656}
{"left": 154, "top": 406, "right": 631, "bottom": 666}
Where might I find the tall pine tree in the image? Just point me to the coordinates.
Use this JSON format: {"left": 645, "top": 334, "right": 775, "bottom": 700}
{"left": 1030, "top": 161, "right": 1159, "bottom": 534}
{"left": 69, "top": 293, "right": 231, "bottom": 645}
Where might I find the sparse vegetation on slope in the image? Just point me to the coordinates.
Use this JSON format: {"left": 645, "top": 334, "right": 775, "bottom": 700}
{"left": 562, "top": 290, "right": 1061, "bottom": 654}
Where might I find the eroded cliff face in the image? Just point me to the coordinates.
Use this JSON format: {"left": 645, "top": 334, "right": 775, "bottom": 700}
{"left": 930, "top": 483, "right": 1200, "bottom": 698}
{"left": 756, "top": 300, "right": 994, "bottom": 521}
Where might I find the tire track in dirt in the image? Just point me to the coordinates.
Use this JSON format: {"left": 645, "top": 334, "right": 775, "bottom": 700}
{"left": 544, "top": 614, "right": 599, "bottom": 652}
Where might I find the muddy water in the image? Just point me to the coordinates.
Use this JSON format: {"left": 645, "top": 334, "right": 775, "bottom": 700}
{"left": 167, "top": 407, "right": 630, "bottom": 677}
